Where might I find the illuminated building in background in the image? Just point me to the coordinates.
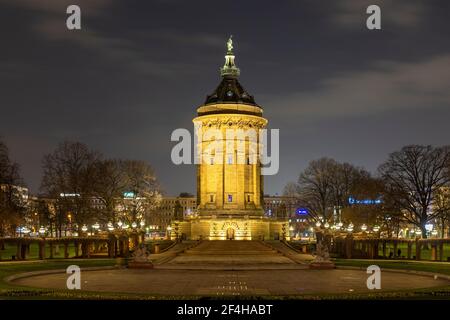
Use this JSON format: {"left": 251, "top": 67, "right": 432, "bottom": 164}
{"left": 173, "top": 37, "right": 288, "bottom": 240}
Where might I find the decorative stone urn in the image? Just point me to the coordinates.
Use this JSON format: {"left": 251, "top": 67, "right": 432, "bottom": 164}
{"left": 128, "top": 244, "right": 154, "bottom": 269}
{"left": 309, "top": 241, "right": 335, "bottom": 269}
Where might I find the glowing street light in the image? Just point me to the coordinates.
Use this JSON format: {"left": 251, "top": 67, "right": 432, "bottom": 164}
{"left": 107, "top": 222, "right": 114, "bottom": 232}
{"left": 131, "top": 221, "right": 137, "bottom": 229}
{"left": 38, "top": 226, "right": 46, "bottom": 236}
{"left": 140, "top": 220, "right": 145, "bottom": 228}
{"left": 315, "top": 221, "right": 321, "bottom": 227}
{"left": 347, "top": 223, "right": 354, "bottom": 232}
{"left": 373, "top": 225, "right": 380, "bottom": 232}
{"left": 81, "top": 225, "right": 88, "bottom": 232}
{"left": 324, "top": 222, "right": 330, "bottom": 229}
{"left": 361, "top": 224, "right": 367, "bottom": 232}
{"left": 117, "top": 221, "right": 123, "bottom": 228}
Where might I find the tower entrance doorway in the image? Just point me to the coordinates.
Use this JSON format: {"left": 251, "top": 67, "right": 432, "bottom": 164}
{"left": 226, "top": 228, "right": 235, "bottom": 240}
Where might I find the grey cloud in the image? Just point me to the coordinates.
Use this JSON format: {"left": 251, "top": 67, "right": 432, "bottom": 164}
{"left": 266, "top": 54, "right": 450, "bottom": 122}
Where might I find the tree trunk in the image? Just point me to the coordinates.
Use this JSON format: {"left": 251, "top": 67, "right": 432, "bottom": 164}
{"left": 420, "top": 225, "right": 428, "bottom": 239}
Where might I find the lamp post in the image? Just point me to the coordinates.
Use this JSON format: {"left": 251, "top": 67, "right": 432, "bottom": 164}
{"left": 107, "top": 222, "right": 114, "bottom": 232}
{"left": 81, "top": 224, "right": 88, "bottom": 236}
{"left": 21, "top": 226, "right": 31, "bottom": 237}
{"left": 39, "top": 226, "right": 46, "bottom": 237}
{"left": 167, "top": 226, "right": 172, "bottom": 240}
{"left": 346, "top": 223, "right": 354, "bottom": 233}
{"left": 92, "top": 222, "right": 100, "bottom": 235}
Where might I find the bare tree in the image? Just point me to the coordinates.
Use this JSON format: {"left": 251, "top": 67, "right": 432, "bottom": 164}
{"left": 433, "top": 187, "right": 450, "bottom": 238}
{"left": 379, "top": 145, "right": 450, "bottom": 238}
{"left": 0, "top": 140, "right": 26, "bottom": 236}
{"left": 40, "top": 141, "right": 101, "bottom": 236}
{"left": 92, "top": 159, "right": 128, "bottom": 224}
{"left": 297, "top": 158, "right": 337, "bottom": 223}
{"left": 119, "top": 160, "right": 162, "bottom": 225}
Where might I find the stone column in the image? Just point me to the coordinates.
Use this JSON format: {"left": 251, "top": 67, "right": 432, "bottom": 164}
{"left": 415, "top": 239, "right": 421, "bottom": 260}
{"left": 368, "top": 241, "right": 375, "bottom": 259}
{"left": 39, "top": 241, "right": 45, "bottom": 260}
{"left": 74, "top": 241, "right": 79, "bottom": 257}
{"left": 407, "top": 242, "right": 412, "bottom": 259}
{"left": 123, "top": 238, "right": 130, "bottom": 257}
{"left": 16, "top": 242, "right": 22, "bottom": 260}
{"left": 345, "top": 235, "right": 353, "bottom": 259}
{"left": 81, "top": 242, "right": 88, "bottom": 258}
{"left": 431, "top": 243, "right": 437, "bottom": 261}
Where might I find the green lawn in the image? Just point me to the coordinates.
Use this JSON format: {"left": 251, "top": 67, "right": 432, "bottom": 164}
{"left": 377, "top": 243, "right": 450, "bottom": 261}
{"left": 334, "top": 258, "right": 450, "bottom": 275}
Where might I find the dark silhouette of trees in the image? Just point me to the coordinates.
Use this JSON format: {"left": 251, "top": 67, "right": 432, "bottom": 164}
{"left": 0, "top": 139, "right": 26, "bottom": 236}
{"left": 379, "top": 145, "right": 450, "bottom": 238}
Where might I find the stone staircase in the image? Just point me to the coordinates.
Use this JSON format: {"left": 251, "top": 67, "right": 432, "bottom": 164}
{"left": 157, "top": 240, "right": 307, "bottom": 269}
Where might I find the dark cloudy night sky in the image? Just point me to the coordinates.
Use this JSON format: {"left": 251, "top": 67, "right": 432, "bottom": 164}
{"left": 1, "top": 0, "right": 450, "bottom": 196}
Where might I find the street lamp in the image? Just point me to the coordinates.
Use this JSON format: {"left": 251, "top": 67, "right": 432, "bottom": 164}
{"left": 107, "top": 222, "right": 114, "bottom": 232}
{"left": 346, "top": 223, "right": 354, "bottom": 233}
{"left": 131, "top": 221, "right": 137, "bottom": 229}
{"left": 140, "top": 220, "right": 145, "bottom": 228}
{"left": 361, "top": 224, "right": 367, "bottom": 232}
{"left": 324, "top": 222, "right": 330, "bottom": 229}
{"left": 81, "top": 224, "right": 88, "bottom": 233}
{"left": 38, "top": 226, "right": 46, "bottom": 236}
{"left": 21, "top": 226, "right": 31, "bottom": 236}
{"left": 117, "top": 221, "right": 123, "bottom": 229}
{"left": 373, "top": 225, "right": 380, "bottom": 233}
{"left": 92, "top": 222, "right": 100, "bottom": 233}
{"left": 315, "top": 221, "right": 321, "bottom": 227}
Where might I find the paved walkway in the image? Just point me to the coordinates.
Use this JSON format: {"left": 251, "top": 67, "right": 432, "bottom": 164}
{"left": 13, "top": 268, "right": 450, "bottom": 296}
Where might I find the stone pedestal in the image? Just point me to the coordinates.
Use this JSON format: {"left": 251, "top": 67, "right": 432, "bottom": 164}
{"left": 128, "top": 261, "right": 154, "bottom": 269}
{"left": 309, "top": 261, "right": 335, "bottom": 269}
